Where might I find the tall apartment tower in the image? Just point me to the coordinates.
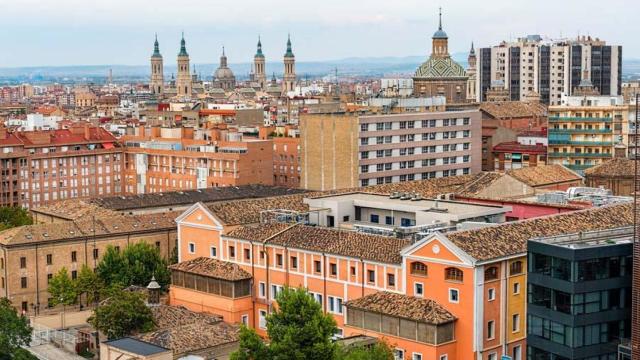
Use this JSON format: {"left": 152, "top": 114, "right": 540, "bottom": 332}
{"left": 150, "top": 35, "right": 164, "bottom": 95}
{"left": 176, "top": 33, "right": 192, "bottom": 97}
{"left": 283, "top": 35, "right": 296, "bottom": 95}
{"left": 254, "top": 37, "right": 266, "bottom": 89}
{"left": 477, "top": 35, "right": 622, "bottom": 105}
{"left": 466, "top": 42, "right": 477, "bottom": 101}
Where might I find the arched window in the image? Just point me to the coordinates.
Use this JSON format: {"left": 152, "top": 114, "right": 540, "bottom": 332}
{"left": 485, "top": 266, "right": 498, "bottom": 281}
{"left": 410, "top": 262, "right": 428, "bottom": 276}
{"left": 445, "top": 267, "right": 463, "bottom": 282}
{"left": 510, "top": 261, "right": 523, "bottom": 275}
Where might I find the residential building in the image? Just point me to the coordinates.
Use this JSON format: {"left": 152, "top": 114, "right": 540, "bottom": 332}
{"left": 271, "top": 132, "right": 300, "bottom": 188}
{"left": 492, "top": 141, "right": 547, "bottom": 170}
{"left": 477, "top": 35, "right": 622, "bottom": 105}
{"left": 527, "top": 226, "right": 632, "bottom": 359}
{"left": 547, "top": 94, "right": 627, "bottom": 173}
{"left": 412, "top": 10, "right": 469, "bottom": 104}
{"left": 122, "top": 125, "right": 273, "bottom": 194}
{"left": 300, "top": 110, "right": 482, "bottom": 191}
{"left": 0, "top": 124, "right": 124, "bottom": 208}
{"left": 172, "top": 190, "right": 632, "bottom": 360}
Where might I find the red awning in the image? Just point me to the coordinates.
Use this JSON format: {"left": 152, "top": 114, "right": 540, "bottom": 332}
{"left": 102, "top": 142, "right": 114, "bottom": 149}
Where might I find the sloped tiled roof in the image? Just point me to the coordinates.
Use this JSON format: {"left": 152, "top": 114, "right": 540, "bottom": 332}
{"left": 226, "top": 223, "right": 411, "bottom": 264}
{"left": 445, "top": 202, "right": 632, "bottom": 261}
{"left": 168, "top": 257, "right": 252, "bottom": 281}
{"left": 345, "top": 292, "right": 455, "bottom": 325}
{"left": 584, "top": 158, "right": 634, "bottom": 178}
{"left": 479, "top": 101, "right": 547, "bottom": 119}
{"left": 507, "top": 164, "right": 582, "bottom": 187}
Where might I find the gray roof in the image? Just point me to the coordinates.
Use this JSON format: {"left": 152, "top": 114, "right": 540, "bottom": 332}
{"left": 89, "top": 185, "right": 308, "bottom": 211}
{"left": 103, "top": 337, "right": 169, "bottom": 356}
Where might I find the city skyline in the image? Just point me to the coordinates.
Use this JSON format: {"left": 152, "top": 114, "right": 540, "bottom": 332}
{"left": 0, "top": 0, "right": 636, "bottom": 68}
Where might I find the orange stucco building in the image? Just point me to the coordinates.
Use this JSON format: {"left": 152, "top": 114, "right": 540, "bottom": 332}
{"left": 171, "top": 201, "right": 530, "bottom": 360}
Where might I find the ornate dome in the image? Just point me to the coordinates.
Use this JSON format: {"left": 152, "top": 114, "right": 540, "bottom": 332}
{"left": 414, "top": 56, "right": 467, "bottom": 79}
{"left": 432, "top": 29, "right": 448, "bottom": 39}
{"left": 214, "top": 67, "right": 235, "bottom": 81}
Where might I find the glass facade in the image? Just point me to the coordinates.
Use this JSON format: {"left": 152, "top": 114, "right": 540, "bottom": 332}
{"left": 527, "top": 237, "right": 632, "bottom": 360}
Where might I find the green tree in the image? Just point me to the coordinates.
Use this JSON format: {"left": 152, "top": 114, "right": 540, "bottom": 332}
{"left": 75, "top": 264, "right": 103, "bottom": 307}
{"left": 87, "top": 288, "right": 155, "bottom": 340}
{"left": 0, "top": 206, "right": 32, "bottom": 231}
{"left": 0, "top": 298, "right": 32, "bottom": 358}
{"left": 335, "top": 342, "right": 394, "bottom": 360}
{"left": 231, "top": 286, "right": 338, "bottom": 360}
{"left": 47, "top": 267, "right": 77, "bottom": 307}
{"left": 96, "top": 243, "right": 170, "bottom": 289}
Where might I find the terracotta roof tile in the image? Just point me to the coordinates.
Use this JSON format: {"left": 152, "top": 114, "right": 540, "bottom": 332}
{"left": 227, "top": 224, "right": 411, "bottom": 264}
{"left": 168, "top": 257, "right": 252, "bottom": 281}
{"left": 345, "top": 292, "right": 455, "bottom": 325}
{"left": 507, "top": 164, "right": 582, "bottom": 187}
{"left": 479, "top": 101, "right": 547, "bottom": 119}
{"left": 446, "top": 202, "right": 632, "bottom": 261}
{"left": 584, "top": 158, "right": 634, "bottom": 177}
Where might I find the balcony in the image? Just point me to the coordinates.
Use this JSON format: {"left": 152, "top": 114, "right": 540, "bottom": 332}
{"left": 548, "top": 140, "right": 614, "bottom": 146}
{"left": 564, "top": 164, "right": 594, "bottom": 170}
{"left": 549, "top": 116, "right": 613, "bottom": 123}
{"left": 547, "top": 152, "right": 613, "bottom": 158}
{"left": 549, "top": 129, "right": 612, "bottom": 134}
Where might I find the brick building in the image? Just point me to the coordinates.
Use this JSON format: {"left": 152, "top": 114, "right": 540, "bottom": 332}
{"left": 583, "top": 158, "right": 634, "bottom": 196}
{"left": 0, "top": 124, "right": 123, "bottom": 208}
{"left": 259, "top": 126, "right": 301, "bottom": 188}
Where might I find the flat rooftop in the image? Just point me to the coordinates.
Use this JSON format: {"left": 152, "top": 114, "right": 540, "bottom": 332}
{"left": 529, "top": 226, "right": 633, "bottom": 249}
{"left": 306, "top": 192, "right": 509, "bottom": 219}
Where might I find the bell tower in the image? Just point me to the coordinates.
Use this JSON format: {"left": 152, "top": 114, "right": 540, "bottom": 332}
{"left": 254, "top": 36, "right": 266, "bottom": 89}
{"left": 431, "top": 8, "right": 449, "bottom": 58}
{"left": 283, "top": 34, "right": 296, "bottom": 95}
{"left": 150, "top": 34, "right": 164, "bottom": 96}
{"left": 176, "top": 33, "right": 192, "bottom": 97}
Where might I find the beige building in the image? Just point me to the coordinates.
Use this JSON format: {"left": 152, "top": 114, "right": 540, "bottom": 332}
{"left": 300, "top": 110, "right": 483, "bottom": 191}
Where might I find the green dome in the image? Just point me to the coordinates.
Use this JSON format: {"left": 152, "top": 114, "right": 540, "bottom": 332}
{"left": 414, "top": 56, "right": 467, "bottom": 79}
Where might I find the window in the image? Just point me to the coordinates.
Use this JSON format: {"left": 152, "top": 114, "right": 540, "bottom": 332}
{"left": 290, "top": 256, "right": 298, "bottom": 269}
{"left": 370, "top": 214, "right": 379, "bottom": 223}
{"left": 510, "top": 261, "right": 523, "bottom": 275}
{"left": 440, "top": 356, "right": 448, "bottom": 360}
{"left": 93, "top": 248, "right": 99, "bottom": 259}
{"left": 449, "top": 288, "right": 459, "bottom": 303}
{"left": 367, "top": 270, "right": 375, "bottom": 283}
{"left": 229, "top": 246, "right": 235, "bottom": 258}
{"left": 350, "top": 266, "right": 356, "bottom": 276}
{"left": 20, "top": 257, "right": 26, "bottom": 268}
{"left": 385, "top": 216, "right": 394, "bottom": 225}
{"left": 512, "top": 345, "right": 521, "bottom": 360}
{"left": 512, "top": 313, "right": 520, "bottom": 332}
{"left": 394, "top": 349, "right": 405, "bottom": 360}
{"left": 328, "top": 296, "right": 343, "bottom": 314}
{"left": 71, "top": 270, "right": 77, "bottom": 280}
{"left": 330, "top": 263, "right": 337, "bottom": 276}
{"left": 21, "top": 277, "right": 27, "bottom": 288}
{"left": 487, "top": 320, "right": 495, "bottom": 339}
{"left": 410, "top": 262, "right": 428, "bottom": 276}
{"left": 241, "top": 315, "right": 249, "bottom": 325}
{"left": 210, "top": 246, "right": 217, "bottom": 258}
{"left": 46, "top": 254, "right": 52, "bottom": 265}
{"left": 485, "top": 266, "right": 498, "bottom": 281}
{"left": 414, "top": 282, "right": 424, "bottom": 296}
{"left": 276, "top": 254, "right": 283, "bottom": 266}
{"left": 271, "top": 284, "right": 283, "bottom": 299}
{"left": 47, "top": 274, "right": 52, "bottom": 284}
{"left": 387, "top": 273, "right": 395, "bottom": 287}
{"left": 259, "top": 310, "right": 267, "bottom": 329}
{"left": 188, "top": 243, "right": 195, "bottom": 254}
{"left": 488, "top": 288, "right": 496, "bottom": 301}
{"left": 412, "top": 353, "right": 422, "bottom": 360}
{"left": 259, "top": 282, "right": 266, "bottom": 298}
{"left": 312, "top": 292, "right": 323, "bottom": 305}
{"left": 314, "top": 260, "right": 322, "bottom": 274}
{"left": 513, "top": 282, "right": 520, "bottom": 294}
{"left": 488, "top": 353, "right": 497, "bottom": 360}
{"left": 445, "top": 267, "right": 463, "bottom": 282}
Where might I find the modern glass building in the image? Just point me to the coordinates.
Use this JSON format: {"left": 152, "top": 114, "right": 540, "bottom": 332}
{"left": 527, "top": 226, "right": 632, "bottom": 360}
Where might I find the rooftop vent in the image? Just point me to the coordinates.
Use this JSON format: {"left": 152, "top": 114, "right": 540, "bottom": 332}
{"left": 400, "top": 193, "right": 412, "bottom": 200}
{"left": 410, "top": 193, "right": 423, "bottom": 201}
{"left": 389, "top": 192, "right": 401, "bottom": 199}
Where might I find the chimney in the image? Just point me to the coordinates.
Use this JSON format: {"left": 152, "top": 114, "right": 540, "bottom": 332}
{"left": 146, "top": 276, "right": 161, "bottom": 306}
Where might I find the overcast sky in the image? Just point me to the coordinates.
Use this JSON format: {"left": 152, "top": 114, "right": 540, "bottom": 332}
{"left": 0, "top": 0, "right": 635, "bottom": 67}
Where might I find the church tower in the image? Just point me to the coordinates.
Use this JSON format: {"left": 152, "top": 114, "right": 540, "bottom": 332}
{"left": 150, "top": 34, "right": 164, "bottom": 96}
{"left": 466, "top": 42, "right": 477, "bottom": 101}
{"left": 176, "top": 33, "right": 192, "bottom": 97}
{"left": 431, "top": 8, "right": 449, "bottom": 58}
{"left": 254, "top": 37, "right": 266, "bottom": 89}
{"left": 282, "top": 35, "right": 296, "bottom": 95}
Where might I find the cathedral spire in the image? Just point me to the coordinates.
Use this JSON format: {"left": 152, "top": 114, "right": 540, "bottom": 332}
{"left": 255, "top": 36, "right": 264, "bottom": 58}
{"left": 438, "top": 7, "right": 443, "bottom": 31}
{"left": 178, "top": 32, "right": 188, "bottom": 57}
{"left": 152, "top": 34, "right": 162, "bottom": 58}
{"left": 470, "top": 41, "right": 475, "bottom": 54}
{"left": 220, "top": 46, "right": 228, "bottom": 67}
{"left": 285, "top": 34, "right": 294, "bottom": 57}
